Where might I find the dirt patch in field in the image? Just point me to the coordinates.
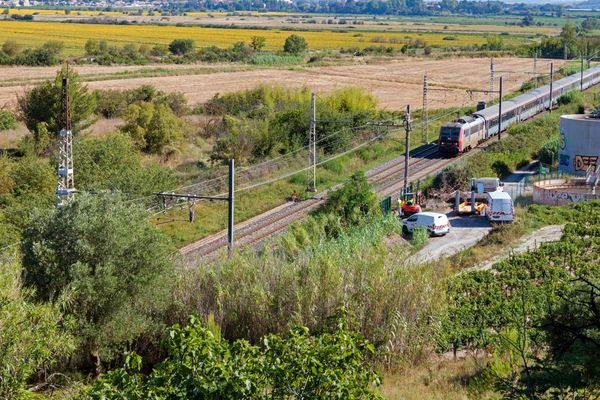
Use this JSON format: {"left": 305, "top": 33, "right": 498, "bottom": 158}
{"left": 0, "top": 57, "right": 564, "bottom": 112}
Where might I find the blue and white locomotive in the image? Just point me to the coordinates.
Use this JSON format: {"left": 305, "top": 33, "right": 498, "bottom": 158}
{"left": 438, "top": 65, "right": 600, "bottom": 155}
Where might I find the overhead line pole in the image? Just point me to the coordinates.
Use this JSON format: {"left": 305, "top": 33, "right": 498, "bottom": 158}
{"left": 581, "top": 52, "right": 585, "bottom": 92}
{"left": 227, "top": 159, "right": 235, "bottom": 257}
{"left": 422, "top": 74, "right": 428, "bottom": 144}
{"left": 403, "top": 105, "right": 411, "bottom": 198}
{"left": 489, "top": 57, "right": 494, "bottom": 104}
{"left": 498, "top": 76, "right": 503, "bottom": 141}
{"left": 307, "top": 92, "right": 317, "bottom": 192}
{"left": 549, "top": 62, "right": 554, "bottom": 113}
{"left": 153, "top": 158, "right": 235, "bottom": 258}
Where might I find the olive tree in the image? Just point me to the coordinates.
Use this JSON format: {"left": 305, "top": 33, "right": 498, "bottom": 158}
{"left": 21, "top": 193, "right": 176, "bottom": 373}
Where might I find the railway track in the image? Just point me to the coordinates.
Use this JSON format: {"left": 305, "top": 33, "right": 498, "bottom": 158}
{"left": 181, "top": 142, "right": 450, "bottom": 263}
{"left": 181, "top": 129, "right": 510, "bottom": 263}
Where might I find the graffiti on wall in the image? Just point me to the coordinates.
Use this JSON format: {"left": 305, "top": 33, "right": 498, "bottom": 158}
{"left": 546, "top": 189, "right": 596, "bottom": 203}
{"left": 574, "top": 155, "right": 598, "bottom": 172}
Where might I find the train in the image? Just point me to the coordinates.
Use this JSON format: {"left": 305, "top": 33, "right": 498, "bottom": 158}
{"left": 438, "top": 65, "right": 600, "bottom": 155}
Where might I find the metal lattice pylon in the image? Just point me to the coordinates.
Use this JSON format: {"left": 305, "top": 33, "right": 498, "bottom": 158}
{"left": 56, "top": 71, "right": 75, "bottom": 207}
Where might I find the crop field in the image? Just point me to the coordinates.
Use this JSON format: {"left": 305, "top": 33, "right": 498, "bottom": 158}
{"left": 0, "top": 56, "right": 563, "bottom": 112}
{"left": 0, "top": 20, "right": 535, "bottom": 55}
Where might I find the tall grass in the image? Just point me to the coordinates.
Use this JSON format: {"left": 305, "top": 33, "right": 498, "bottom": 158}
{"left": 249, "top": 54, "right": 304, "bottom": 65}
{"left": 172, "top": 215, "right": 448, "bottom": 367}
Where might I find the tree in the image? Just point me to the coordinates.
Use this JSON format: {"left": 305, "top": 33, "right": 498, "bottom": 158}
{"left": 250, "top": 35, "right": 266, "bottom": 51}
{"left": 581, "top": 17, "right": 599, "bottom": 32}
{"left": 283, "top": 34, "right": 308, "bottom": 54}
{"left": 521, "top": 15, "right": 534, "bottom": 26}
{"left": 18, "top": 65, "right": 95, "bottom": 139}
{"left": 318, "top": 171, "right": 379, "bottom": 229}
{"left": 168, "top": 38, "right": 194, "bottom": 55}
{"left": 121, "top": 101, "right": 183, "bottom": 154}
{"left": 21, "top": 193, "right": 176, "bottom": 373}
{"left": 485, "top": 35, "right": 504, "bottom": 51}
{"left": 84, "top": 38, "right": 100, "bottom": 56}
{"left": 0, "top": 257, "right": 74, "bottom": 399}
{"left": 74, "top": 132, "right": 177, "bottom": 194}
{"left": 2, "top": 39, "right": 20, "bottom": 57}
{"left": 560, "top": 20, "right": 578, "bottom": 58}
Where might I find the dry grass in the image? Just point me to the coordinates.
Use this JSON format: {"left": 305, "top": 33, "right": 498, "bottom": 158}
{"left": 379, "top": 358, "right": 482, "bottom": 400}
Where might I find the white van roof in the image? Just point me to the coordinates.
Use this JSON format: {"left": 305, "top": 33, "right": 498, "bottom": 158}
{"left": 416, "top": 212, "right": 447, "bottom": 218}
{"left": 487, "top": 191, "right": 512, "bottom": 200}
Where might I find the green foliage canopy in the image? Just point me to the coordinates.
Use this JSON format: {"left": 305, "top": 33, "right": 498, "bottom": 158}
{"left": 88, "top": 313, "right": 382, "bottom": 399}
{"left": 18, "top": 65, "right": 95, "bottom": 137}
{"left": 20, "top": 193, "right": 176, "bottom": 371}
{"left": 0, "top": 255, "right": 74, "bottom": 399}
{"left": 283, "top": 34, "right": 308, "bottom": 54}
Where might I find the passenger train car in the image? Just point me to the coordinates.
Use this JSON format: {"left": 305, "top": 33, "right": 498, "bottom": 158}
{"left": 438, "top": 65, "right": 600, "bottom": 155}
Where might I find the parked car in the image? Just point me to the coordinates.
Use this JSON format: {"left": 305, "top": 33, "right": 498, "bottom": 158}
{"left": 402, "top": 212, "right": 450, "bottom": 236}
{"left": 485, "top": 191, "right": 514, "bottom": 222}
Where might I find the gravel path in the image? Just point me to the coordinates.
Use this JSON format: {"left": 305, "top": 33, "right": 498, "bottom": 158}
{"left": 473, "top": 224, "right": 565, "bottom": 271}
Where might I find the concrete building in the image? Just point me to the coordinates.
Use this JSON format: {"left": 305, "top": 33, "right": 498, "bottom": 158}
{"left": 559, "top": 114, "right": 600, "bottom": 175}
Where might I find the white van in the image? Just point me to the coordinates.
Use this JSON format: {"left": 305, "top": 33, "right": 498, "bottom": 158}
{"left": 485, "top": 191, "right": 514, "bottom": 222}
{"left": 402, "top": 212, "right": 450, "bottom": 236}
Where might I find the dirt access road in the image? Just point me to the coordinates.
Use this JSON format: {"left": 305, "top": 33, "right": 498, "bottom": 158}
{"left": 409, "top": 214, "right": 493, "bottom": 264}
{"left": 0, "top": 57, "right": 561, "bottom": 111}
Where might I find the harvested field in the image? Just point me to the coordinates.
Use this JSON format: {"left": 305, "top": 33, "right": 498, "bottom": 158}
{"left": 0, "top": 57, "right": 564, "bottom": 112}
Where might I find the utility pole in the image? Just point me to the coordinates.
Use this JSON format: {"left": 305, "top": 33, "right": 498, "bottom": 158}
{"left": 489, "top": 57, "right": 495, "bottom": 103}
{"left": 227, "top": 159, "right": 235, "bottom": 257}
{"left": 533, "top": 50, "right": 537, "bottom": 77}
{"left": 549, "top": 62, "right": 554, "bottom": 112}
{"left": 56, "top": 65, "right": 75, "bottom": 208}
{"left": 581, "top": 52, "right": 585, "bottom": 92}
{"left": 403, "top": 105, "right": 411, "bottom": 198}
{"left": 498, "top": 76, "right": 503, "bottom": 141}
{"left": 422, "top": 74, "right": 428, "bottom": 144}
{"left": 307, "top": 92, "right": 317, "bottom": 192}
{"left": 153, "top": 158, "right": 236, "bottom": 258}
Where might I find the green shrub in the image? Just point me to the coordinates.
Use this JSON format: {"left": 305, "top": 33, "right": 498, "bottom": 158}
{"left": 410, "top": 225, "right": 429, "bottom": 250}
{"left": 249, "top": 53, "right": 304, "bottom": 65}
{"left": 557, "top": 90, "right": 583, "bottom": 106}
{"left": 0, "top": 257, "right": 74, "bottom": 399}
{"left": 88, "top": 314, "right": 382, "bottom": 399}
{"left": 538, "top": 136, "right": 560, "bottom": 165}
{"left": 0, "top": 109, "right": 17, "bottom": 130}
{"left": 21, "top": 193, "right": 176, "bottom": 371}
{"left": 168, "top": 38, "right": 194, "bottom": 55}
{"left": 283, "top": 34, "right": 308, "bottom": 54}
{"left": 121, "top": 101, "right": 184, "bottom": 154}
{"left": 322, "top": 157, "right": 344, "bottom": 173}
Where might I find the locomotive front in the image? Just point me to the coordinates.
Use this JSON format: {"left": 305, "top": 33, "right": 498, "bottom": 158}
{"left": 438, "top": 122, "right": 463, "bottom": 155}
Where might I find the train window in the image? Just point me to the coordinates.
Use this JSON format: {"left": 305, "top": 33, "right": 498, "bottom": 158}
{"left": 440, "top": 127, "right": 461, "bottom": 138}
